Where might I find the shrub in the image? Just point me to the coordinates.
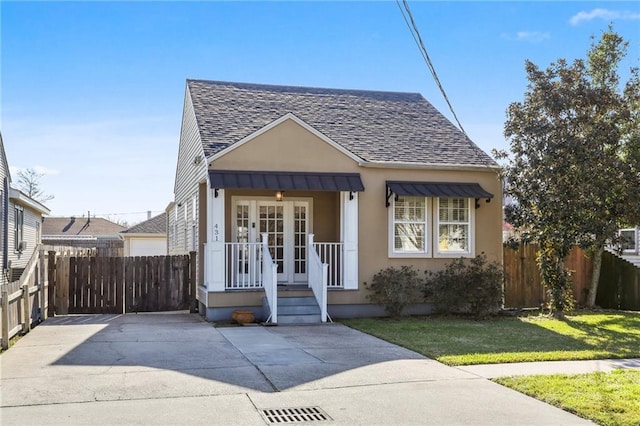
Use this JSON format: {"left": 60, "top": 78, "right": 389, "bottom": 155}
{"left": 424, "top": 254, "right": 504, "bottom": 318}
{"left": 365, "top": 265, "right": 422, "bottom": 317}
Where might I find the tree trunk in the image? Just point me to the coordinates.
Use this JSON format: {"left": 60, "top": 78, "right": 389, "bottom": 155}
{"left": 586, "top": 244, "right": 605, "bottom": 307}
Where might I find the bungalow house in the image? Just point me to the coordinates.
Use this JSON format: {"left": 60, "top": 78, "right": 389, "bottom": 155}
{"left": 120, "top": 212, "right": 168, "bottom": 256}
{"left": 0, "top": 134, "right": 51, "bottom": 285}
{"left": 169, "top": 80, "right": 502, "bottom": 323}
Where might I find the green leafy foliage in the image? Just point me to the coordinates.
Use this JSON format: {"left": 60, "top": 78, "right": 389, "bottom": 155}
{"left": 365, "top": 265, "right": 422, "bottom": 317}
{"left": 424, "top": 254, "right": 504, "bottom": 318}
{"left": 495, "top": 27, "right": 640, "bottom": 313}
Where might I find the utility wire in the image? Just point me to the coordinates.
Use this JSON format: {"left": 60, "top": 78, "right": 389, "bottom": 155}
{"left": 396, "top": 0, "right": 493, "bottom": 167}
{"left": 396, "top": 0, "right": 468, "bottom": 137}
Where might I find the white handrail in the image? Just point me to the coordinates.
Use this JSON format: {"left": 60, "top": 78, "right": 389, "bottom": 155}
{"left": 261, "top": 233, "right": 278, "bottom": 324}
{"left": 308, "top": 234, "right": 328, "bottom": 322}
{"left": 225, "top": 242, "right": 263, "bottom": 289}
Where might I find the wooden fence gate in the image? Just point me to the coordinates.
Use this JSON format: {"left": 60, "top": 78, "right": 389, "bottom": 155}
{"left": 48, "top": 252, "right": 196, "bottom": 315}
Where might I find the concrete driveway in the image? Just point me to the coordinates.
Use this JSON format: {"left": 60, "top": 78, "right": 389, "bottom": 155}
{"left": 1, "top": 313, "right": 591, "bottom": 425}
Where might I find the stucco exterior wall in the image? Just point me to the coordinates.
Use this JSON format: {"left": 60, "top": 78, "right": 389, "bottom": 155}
{"left": 204, "top": 117, "right": 502, "bottom": 310}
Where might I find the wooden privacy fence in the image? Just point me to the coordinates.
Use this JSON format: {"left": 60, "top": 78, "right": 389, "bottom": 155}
{"left": 503, "top": 243, "right": 593, "bottom": 308}
{"left": 595, "top": 251, "right": 640, "bottom": 310}
{"left": 1, "top": 247, "right": 48, "bottom": 350}
{"left": 48, "top": 252, "right": 196, "bottom": 315}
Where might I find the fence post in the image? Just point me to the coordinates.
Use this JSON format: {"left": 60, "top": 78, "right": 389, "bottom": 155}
{"left": 48, "top": 250, "right": 56, "bottom": 317}
{"left": 22, "top": 283, "right": 30, "bottom": 333}
{"left": 1, "top": 285, "right": 9, "bottom": 350}
{"left": 39, "top": 249, "right": 47, "bottom": 321}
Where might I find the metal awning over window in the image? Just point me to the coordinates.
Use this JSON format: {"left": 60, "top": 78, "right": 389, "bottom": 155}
{"left": 209, "top": 170, "right": 365, "bottom": 192}
{"left": 386, "top": 181, "right": 493, "bottom": 207}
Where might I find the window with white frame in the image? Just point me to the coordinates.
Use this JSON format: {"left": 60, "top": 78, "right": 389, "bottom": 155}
{"left": 390, "top": 196, "right": 473, "bottom": 257}
{"left": 14, "top": 206, "right": 24, "bottom": 251}
{"left": 391, "top": 196, "right": 429, "bottom": 254}
{"left": 436, "top": 197, "right": 472, "bottom": 255}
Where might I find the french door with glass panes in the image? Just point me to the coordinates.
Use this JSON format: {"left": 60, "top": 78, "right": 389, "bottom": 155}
{"left": 233, "top": 198, "right": 310, "bottom": 284}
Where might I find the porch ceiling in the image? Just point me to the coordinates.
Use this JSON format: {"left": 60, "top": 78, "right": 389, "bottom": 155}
{"left": 209, "top": 170, "right": 364, "bottom": 192}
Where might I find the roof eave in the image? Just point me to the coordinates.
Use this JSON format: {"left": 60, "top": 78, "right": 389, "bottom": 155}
{"left": 358, "top": 160, "right": 501, "bottom": 172}
{"left": 9, "top": 187, "right": 51, "bottom": 215}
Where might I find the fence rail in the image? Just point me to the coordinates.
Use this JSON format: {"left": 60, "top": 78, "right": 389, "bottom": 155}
{"left": 48, "top": 252, "right": 196, "bottom": 315}
{"left": 1, "top": 247, "right": 48, "bottom": 350}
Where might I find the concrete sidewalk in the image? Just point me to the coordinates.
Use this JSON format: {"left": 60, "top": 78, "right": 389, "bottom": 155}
{"left": 458, "top": 358, "right": 640, "bottom": 379}
{"left": 1, "top": 313, "right": 594, "bottom": 425}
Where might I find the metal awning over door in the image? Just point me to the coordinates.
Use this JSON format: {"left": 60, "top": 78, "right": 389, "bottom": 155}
{"left": 209, "top": 170, "right": 364, "bottom": 192}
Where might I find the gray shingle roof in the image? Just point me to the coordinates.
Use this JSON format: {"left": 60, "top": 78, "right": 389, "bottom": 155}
{"left": 121, "top": 213, "right": 167, "bottom": 235}
{"left": 43, "top": 217, "right": 127, "bottom": 237}
{"left": 187, "top": 80, "right": 496, "bottom": 167}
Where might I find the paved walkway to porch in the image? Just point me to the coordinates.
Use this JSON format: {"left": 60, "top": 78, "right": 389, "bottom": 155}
{"left": 1, "top": 313, "right": 593, "bottom": 425}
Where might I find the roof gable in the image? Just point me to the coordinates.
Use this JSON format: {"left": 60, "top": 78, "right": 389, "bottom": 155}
{"left": 187, "top": 79, "right": 497, "bottom": 167}
{"left": 208, "top": 113, "right": 363, "bottom": 164}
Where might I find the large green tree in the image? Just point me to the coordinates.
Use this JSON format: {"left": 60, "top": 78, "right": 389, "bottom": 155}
{"left": 496, "top": 27, "right": 640, "bottom": 315}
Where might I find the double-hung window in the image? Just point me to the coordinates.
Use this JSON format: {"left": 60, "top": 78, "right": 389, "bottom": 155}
{"left": 390, "top": 196, "right": 473, "bottom": 257}
{"left": 436, "top": 197, "right": 472, "bottom": 256}
{"left": 391, "top": 196, "right": 429, "bottom": 255}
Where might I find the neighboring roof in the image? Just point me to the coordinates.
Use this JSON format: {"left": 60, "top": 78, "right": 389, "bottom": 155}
{"left": 9, "top": 187, "right": 51, "bottom": 215}
{"left": 209, "top": 170, "right": 365, "bottom": 192}
{"left": 121, "top": 213, "right": 167, "bottom": 235}
{"left": 187, "top": 79, "right": 497, "bottom": 167}
{"left": 386, "top": 181, "right": 494, "bottom": 199}
{"left": 42, "top": 217, "right": 126, "bottom": 237}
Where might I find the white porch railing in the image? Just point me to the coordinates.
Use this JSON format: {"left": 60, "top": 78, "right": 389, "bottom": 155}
{"left": 314, "top": 242, "right": 344, "bottom": 288}
{"left": 261, "top": 233, "right": 278, "bottom": 323}
{"left": 308, "top": 234, "right": 328, "bottom": 322}
{"left": 619, "top": 227, "right": 639, "bottom": 255}
{"left": 225, "top": 242, "right": 263, "bottom": 289}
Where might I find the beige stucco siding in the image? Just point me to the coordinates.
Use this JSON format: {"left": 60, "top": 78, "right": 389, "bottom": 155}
{"left": 211, "top": 118, "right": 358, "bottom": 172}
{"left": 205, "top": 116, "right": 502, "bottom": 309}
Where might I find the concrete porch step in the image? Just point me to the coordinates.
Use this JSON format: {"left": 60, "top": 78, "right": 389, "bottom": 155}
{"left": 265, "top": 295, "right": 322, "bottom": 324}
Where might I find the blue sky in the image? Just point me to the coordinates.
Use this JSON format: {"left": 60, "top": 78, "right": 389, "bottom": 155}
{"left": 2, "top": 1, "right": 639, "bottom": 225}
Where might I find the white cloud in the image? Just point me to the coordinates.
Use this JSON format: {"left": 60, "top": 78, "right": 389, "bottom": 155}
{"left": 570, "top": 8, "right": 640, "bottom": 26}
{"left": 501, "top": 31, "right": 550, "bottom": 43}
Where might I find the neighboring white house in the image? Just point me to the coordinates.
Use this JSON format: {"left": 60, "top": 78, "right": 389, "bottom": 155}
{"left": 120, "top": 212, "right": 167, "bottom": 256}
{"left": 1, "top": 134, "right": 51, "bottom": 285}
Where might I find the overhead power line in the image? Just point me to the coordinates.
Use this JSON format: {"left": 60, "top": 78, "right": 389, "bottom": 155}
{"left": 396, "top": 0, "right": 468, "bottom": 137}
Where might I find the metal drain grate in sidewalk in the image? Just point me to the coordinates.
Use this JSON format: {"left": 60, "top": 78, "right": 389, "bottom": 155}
{"left": 261, "top": 406, "right": 331, "bottom": 423}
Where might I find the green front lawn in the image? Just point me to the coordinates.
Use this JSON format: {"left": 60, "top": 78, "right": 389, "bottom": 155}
{"left": 341, "top": 311, "right": 640, "bottom": 365}
{"left": 496, "top": 370, "right": 640, "bottom": 426}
